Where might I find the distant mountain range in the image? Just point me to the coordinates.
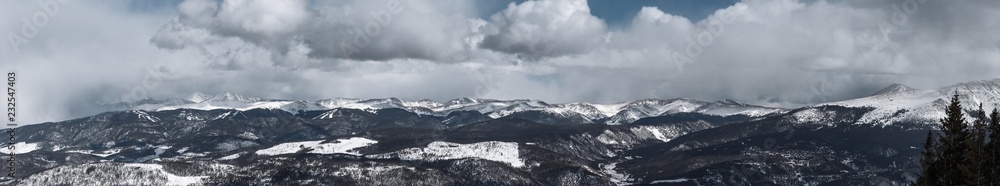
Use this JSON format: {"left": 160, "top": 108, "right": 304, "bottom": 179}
{"left": 102, "top": 92, "right": 787, "bottom": 126}
{"left": 5, "top": 78, "right": 1000, "bottom": 185}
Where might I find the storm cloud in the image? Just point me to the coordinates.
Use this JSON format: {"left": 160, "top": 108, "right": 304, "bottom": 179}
{"left": 3, "top": 0, "right": 1000, "bottom": 124}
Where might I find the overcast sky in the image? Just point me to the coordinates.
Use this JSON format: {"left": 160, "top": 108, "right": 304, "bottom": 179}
{"left": 3, "top": 0, "right": 1000, "bottom": 123}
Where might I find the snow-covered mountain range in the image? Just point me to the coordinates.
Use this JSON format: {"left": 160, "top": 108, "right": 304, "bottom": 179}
{"left": 109, "top": 93, "right": 787, "bottom": 126}
{"left": 817, "top": 78, "right": 1000, "bottom": 126}
{"left": 13, "top": 78, "right": 1000, "bottom": 185}
{"left": 105, "top": 78, "right": 1000, "bottom": 128}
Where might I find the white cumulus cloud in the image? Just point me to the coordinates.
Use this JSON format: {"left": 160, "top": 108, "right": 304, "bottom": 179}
{"left": 479, "top": 0, "right": 608, "bottom": 58}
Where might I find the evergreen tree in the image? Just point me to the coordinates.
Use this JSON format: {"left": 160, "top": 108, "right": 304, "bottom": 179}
{"left": 936, "top": 93, "right": 969, "bottom": 185}
{"left": 917, "top": 93, "right": 1000, "bottom": 186}
{"left": 962, "top": 104, "right": 988, "bottom": 185}
{"left": 916, "top": 130, "right": 939, "bottom": 186}
{"left": 989, "top": 108, "right": 1000, "bottom": 185}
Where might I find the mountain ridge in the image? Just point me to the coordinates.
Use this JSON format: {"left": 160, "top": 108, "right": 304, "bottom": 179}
{"left": 15, "top": 77, "right": 1000, "bottom": 185}
{"left": 816, "top": 78, "right": 1000, "bottom": 127}
{"left": 871, "top": 83, "right": 916, "bottom": 96}
{"left": 103, "top": 93, "right": 787, "bottom": 126}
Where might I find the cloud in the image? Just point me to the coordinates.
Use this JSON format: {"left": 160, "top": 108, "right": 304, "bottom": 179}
{"left": 5, "top": 0, "right": 1000, "bottom": 124}
{"left": 0, "top": 1, "right": 199, "bottom": 124}
{"left": 479, "top": 0, "right": 608, "bottom": 58}
{"left": 152, "top": 0, "right": 487, "bottom": 63}
{"left": 162, "top": 0, "right": 309, "bottom": 54}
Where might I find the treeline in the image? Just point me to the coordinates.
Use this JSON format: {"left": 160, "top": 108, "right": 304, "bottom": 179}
{"left": 916, "top": 93, "right": 1000, "bottom": 185}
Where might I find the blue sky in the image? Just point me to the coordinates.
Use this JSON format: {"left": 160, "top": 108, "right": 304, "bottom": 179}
{"left": 483, "top": 0, "right": 743, "bottom": 28}
{"left": 588, "top": 0, "right": 739, "bottom": 27}
{"left": 127, "top": 0, "right": 740, "bottom": 27}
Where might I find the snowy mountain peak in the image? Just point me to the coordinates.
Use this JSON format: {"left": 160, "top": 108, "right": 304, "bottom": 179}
{"left": 820, "top": 78, "right": 1000, "bottom": 126}
{"left": 317, "top": 97, "right": 361, "bottom": 103}
{"left": 940, "top": 78, "right": 1000, "bottom": 94}
{"left": 715, "top": 99, "right": 748, "bottom": 106}
{"left": 209, "top": 92, "right": 261, "bottom": 102}
{"left": 872, "top": 83, "right": 915, "bottom": 96}
{"left": 416, "top": 99, "right": 440, "bottom": 105}
{"left": 410, "top": 99, "right": 444, "bottom": 108}
{"left": 446, "top": 97, "right": 483, "bottom": 106}
{"left": 598, "top": 98, "right": 785, "bottom": 125}
{"left": 186, "top": 92, "right": 212, "bottom": 103}
{"left": 359, "top": 98, "right": 404, "bottom": 104}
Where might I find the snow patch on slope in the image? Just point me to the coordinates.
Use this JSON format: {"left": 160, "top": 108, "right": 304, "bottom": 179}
{"left": 217, "top": 153, "right": 242, "bottom": 160}
{"left": 792, "top": 108, "right": 829, "bottom": 124}
{"left": 822, "top": 89, "right": 946, "bottom": 126}
{"left": 633, "top": 126, "right": 672, "bottom": 142}
{"left": 367, "top": 141, "right": 523, "bottom": 167}
{"left": 67, "top": 148, "right": 122, "bottom": 157}
{"left": 18, "top": 163, "right": 210, "bottom": 186}
{"left": 0, "top": 142, "right": 38, "bottom": 154}
{"left": 650, "top": 178, "right": 691, "bottom": 184}
{"left": 122, "top": 163, "right": 208, "bottom": 185}
{"left": 601, "top": 158, "right": 634, "bottom": 186}
{"left": 256, "top": 137, "right": 378, "bottom": 156}
{"left": 594, "top": 125, "right": 697, "bottom": 148}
